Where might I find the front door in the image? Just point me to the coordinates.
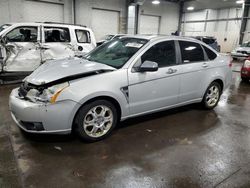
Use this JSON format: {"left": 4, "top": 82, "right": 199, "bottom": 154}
{"left": 128, "top": 40, "right": 181, "bottom": 115}
{"left": 40, "top": 26, "right": 75, "bottom": 63}
{"left": 2, "top": 26, "right": 41, "bottom": 72}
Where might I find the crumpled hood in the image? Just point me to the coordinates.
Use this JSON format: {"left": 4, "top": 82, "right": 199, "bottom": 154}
{"left": 25, "top": 57, "right": 116, "bottom": 85}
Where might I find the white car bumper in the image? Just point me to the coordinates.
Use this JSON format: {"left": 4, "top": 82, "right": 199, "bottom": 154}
{"left": 9, "top": 88, "right": 80, "bottom": 134}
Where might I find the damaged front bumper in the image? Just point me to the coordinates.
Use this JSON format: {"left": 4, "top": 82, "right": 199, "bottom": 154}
{"left": 9, "top": 88, "right": 80, "bottom": 134}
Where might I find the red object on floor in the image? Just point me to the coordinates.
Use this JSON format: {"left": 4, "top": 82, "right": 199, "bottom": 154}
{"left": 241, "top": 57, "right": 250, "bottom": 80}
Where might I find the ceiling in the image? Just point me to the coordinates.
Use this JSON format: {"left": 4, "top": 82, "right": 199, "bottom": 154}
{"left": 182, "top": 0, "right": 242, "bottom": 11}
{"left": 133, "top": 0, "right": 243, "bottom": 10}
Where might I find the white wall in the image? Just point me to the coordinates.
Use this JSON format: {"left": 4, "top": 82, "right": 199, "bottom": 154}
{"left": 0, "top": 0, "right": 73, "bottom": 25}
{"left": 75, "top": 0, "right": 127, "bottom": 34}
{"left": 181, "top": 8, "right": 242, "bottom": 52}
{"left": 139, "top": 0, "right": 179, "bottom": 35}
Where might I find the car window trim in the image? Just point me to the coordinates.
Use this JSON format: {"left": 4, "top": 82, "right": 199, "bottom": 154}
{"left": 4, "top": 26, "right": 39, "bottom": 43}
{"left": 44, "top": 26, "right": 71, "bottom": 43}
{"left": 201, "top": 44, "right": 218, "bottom": 61}
{"left": 177, "top": 40, "right": 207, "bottom": 64}
{"left": 75, "top": 29, "right": 91, "bottom": 44}
{"left": 133, "top": 40, "right": 179, "bottom": 72}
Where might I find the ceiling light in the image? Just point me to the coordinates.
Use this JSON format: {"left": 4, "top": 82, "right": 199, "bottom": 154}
{"left": 187, "top": 6, "right": 194, "bottom": 11}
{"left": 152, "top": 0, "right": 160, "bottom": 5}
{"left": 236, "top": 0, "right": 244, "bottom": 4}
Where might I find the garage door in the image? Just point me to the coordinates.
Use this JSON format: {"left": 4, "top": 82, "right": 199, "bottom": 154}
{"left": 91, "top": 9, "right": 119, "bottom": 41}
{"left": 22, "top": 1, "right": 64, "bottom": 22}
{"left": 139, "top": 15, "right": 160, "bottom": 34}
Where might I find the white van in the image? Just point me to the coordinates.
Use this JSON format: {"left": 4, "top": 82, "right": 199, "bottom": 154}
{"left": 0, "top": 22, "right": 96, "bottom": 79}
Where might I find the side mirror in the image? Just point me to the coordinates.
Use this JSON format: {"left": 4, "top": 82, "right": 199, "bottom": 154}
{"left": 138, "top": 60, "right": 158, "bottom": 72}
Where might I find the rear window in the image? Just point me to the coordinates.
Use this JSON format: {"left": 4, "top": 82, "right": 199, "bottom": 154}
{"left": 203, "top": 45, "right": 217, "bottom": 60}
{"left": 179, "top": 41, "right": 205, "bottom": 63}
{"left": 75, "top": 29, "right": 91, "bottom": 43}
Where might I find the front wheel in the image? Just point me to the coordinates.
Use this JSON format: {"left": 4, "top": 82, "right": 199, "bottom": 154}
{"left": 202, "top": 82, "right": 222, "bottom": 109}
{"left": 74, "top": 100, "right": 118, "bottom": 142}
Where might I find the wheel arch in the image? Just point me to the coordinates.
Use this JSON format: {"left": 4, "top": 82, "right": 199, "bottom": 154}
{"left": 71, "top": 95, "right": 123, "bottom": 131}
{"left": 212, "top": 79, "right": 224, "bottom": 91}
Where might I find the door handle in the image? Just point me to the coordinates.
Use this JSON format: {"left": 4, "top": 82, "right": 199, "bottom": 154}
{"left": 202, "top": 63, "right": 209, "bottom": 68}
{"left": 166, "top": 68, "right": 177, "bottom": 74}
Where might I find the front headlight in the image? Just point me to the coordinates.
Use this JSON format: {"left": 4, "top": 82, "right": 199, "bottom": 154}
{"left": 26, "top": 82, "right": 69, "bottom": 103}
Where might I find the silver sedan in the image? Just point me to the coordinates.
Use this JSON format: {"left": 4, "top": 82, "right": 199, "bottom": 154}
{"left": 9, "top": 35, "right": 232, "bottom": 142}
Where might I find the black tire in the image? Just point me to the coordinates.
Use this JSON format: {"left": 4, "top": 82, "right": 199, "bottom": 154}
{"left": 74, "top": 100, "right": 118, "bottom": 142}
{"left": 232, "top": 57, "right": 237, "bottom": 61}
{"left": 202, "top": 82, "right": 222, "bottom": 110}
{"left": 241, "top": 77, "right": 249, "bottom": 82}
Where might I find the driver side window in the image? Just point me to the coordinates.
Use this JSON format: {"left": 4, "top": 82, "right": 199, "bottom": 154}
{"left": 5, "top": 26, "right": 38, "bottom": 42}
{"left": 141, "top": 40, "right": 176, "bottom": 68}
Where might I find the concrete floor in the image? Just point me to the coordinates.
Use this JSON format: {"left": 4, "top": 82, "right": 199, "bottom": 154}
{"left": 0, "top": 62, "right": 250, "bottom": 188}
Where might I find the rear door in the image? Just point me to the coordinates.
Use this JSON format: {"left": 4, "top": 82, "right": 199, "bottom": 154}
{"left": 177, "top": 40, "right": 208, "bottom": 103}
{"left": 41, "top": 26, "right": 75, "bottom": 63}
{"left": 2, "top": 25, "right": 41, "bottom": 72}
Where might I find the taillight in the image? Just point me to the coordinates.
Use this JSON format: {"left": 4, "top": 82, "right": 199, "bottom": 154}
{"left": 243, "top": 59, "right": 250, "bottom": 68}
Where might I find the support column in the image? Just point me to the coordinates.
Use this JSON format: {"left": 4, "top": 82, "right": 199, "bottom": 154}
{"left": 177, "top": 1, "right": 184, "bottom": 35}
{"left": 239, "top": 0, "right": 250, "bottom": 44}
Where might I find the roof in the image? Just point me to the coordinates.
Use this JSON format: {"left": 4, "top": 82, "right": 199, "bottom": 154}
{"left": 5, "top": 22, "right": 87, "bottom": 28}
{"left": 121, "top": 34, "right": 201, "bottom": 42}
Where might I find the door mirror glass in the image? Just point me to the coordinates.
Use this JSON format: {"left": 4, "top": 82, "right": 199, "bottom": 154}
{"left": 138, "top": 60, "right": 158, "bottom": 72}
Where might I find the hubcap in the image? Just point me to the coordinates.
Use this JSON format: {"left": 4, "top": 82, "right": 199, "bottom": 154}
{"left": 83, "top": 105, "right": 113, "bottom": 138}
{"left": 206, "top": 85, "right": 220, "bottom": 107}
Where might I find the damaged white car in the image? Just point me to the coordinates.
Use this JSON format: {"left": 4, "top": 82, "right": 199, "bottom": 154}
{"left": 9, "top": 36, "right": 232, "bottom": 142}
{"left": 0, "top": 22, "right": 96, "bottom": 82}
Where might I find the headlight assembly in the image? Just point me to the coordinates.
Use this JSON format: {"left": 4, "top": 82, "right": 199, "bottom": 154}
{"left": 26, "top": 82, "right": 69, "bottom": 104}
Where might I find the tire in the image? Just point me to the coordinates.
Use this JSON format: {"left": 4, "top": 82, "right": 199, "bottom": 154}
{"left": 74, "top": 100, "right": 118, "bottom": 142}
{"left": 202, "top": 82, "right": 222, "bottom": 110}
{"left": 233, "top": 57, "right": 237, "bottom": 61}
{"left": 241, "top": 77, "right": 249, "bottom": 82}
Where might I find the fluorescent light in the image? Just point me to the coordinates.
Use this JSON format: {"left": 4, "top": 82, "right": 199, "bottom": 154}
{"left": 152, "top": 0, "right": 160, "bottom": 5}
{"left": 236, "top": 0, "right": 244, "bottom": 4}
{"left": 187, "top": 6, "right": 194, "bottom": 11}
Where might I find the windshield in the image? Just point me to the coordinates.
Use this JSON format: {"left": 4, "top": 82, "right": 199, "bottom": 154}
{"left": 86, "top": 38, "right": 148, "bottom": 68}
{"left": 0, "top": 24, "right": 11, "bottom": 33}
{"left": 241, "top": 42, "right": 250, "bottom": 47}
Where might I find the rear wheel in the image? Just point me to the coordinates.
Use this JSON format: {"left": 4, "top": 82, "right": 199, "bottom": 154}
{"left": 74, "top": 100, "right": 118, "bottom": 142}
{"left": 241, "top": 77, "right": 249, "bottom": 82}
{"left": 202, "top": 82, "right": 222, "bottom": 109}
